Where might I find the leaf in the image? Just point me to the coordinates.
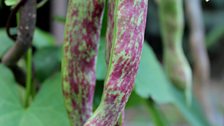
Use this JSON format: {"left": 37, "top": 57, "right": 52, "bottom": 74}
{"left": 0, "top": 64, "right": 70, "bottom": 126}
{"left": 100, "top": 0, "right": 108, "bottom": 37}
{"left": 135, "top": 42, "right": 173, "bottom": 103}
{"left": 27, "top": 73, "right": 70, "bottom": 126}
{"left": 33, "top": 46, "right": 61, "bottom": 82}
{"left": 172, "top": 89, "right": 210, "bottom": 126}
{"left": 4, "top": 0, "right": 18, "bottom": 6}
{"left": 133, "top": 43, "right": 210, "bottom": 126}
{"left": 96, "top": 38, "right": 107, "bottom": 80}
{"left": 93, "top": 80, "right": 104, "bottom": 111}
{"left": 126, "top": 91, "right": 145, "bottom": 108}
{"left": 0, "top": 29, "right": 13, "bottom": 58}
{"left": 33, "top": 28, "right": 55, "bottom": 49}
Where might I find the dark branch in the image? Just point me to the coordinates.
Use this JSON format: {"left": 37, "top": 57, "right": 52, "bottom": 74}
{"left": 6, "top": 0, "right": 28, "bottom": 41}
{"left": 2, "top": 0, "right": 36, "bottom": 67}
{"left": 186, "top": 0, "right": 210, "bottom": 84}
{"left": 185, "top": 0, "right": 213, "bottom": 124}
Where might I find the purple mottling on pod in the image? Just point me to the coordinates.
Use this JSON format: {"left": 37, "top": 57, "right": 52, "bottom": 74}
{"left": 62, "top": 0, "right": 104, "bottom": 125}
{"left": 84, "top": 0, "right": 148, "bottom": 126}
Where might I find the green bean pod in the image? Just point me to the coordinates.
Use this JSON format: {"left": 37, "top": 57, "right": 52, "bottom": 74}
{"left": 159, "top": 0, "right": 192, "bottom": 100}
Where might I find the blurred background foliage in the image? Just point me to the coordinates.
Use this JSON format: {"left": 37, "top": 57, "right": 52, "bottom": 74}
{"left": 0, "top": 0, "right": 224, "bottom": 126}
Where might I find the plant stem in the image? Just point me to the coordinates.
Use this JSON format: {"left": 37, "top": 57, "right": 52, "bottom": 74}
{"left": 24, "top": 48, "right": 32, "bottom": 108}
{"left": 37, "top": 0, "right": 48, "bottom": 8}
{"left": 2, "top": 0, "right": 36, "bottom": 67}
{"left": 185, "top": 0, "right": 213, "bottom": 123}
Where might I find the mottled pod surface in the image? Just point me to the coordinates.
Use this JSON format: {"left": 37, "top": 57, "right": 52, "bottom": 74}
{"left": 159, "top": 0, "right": 192, "bottom": 91}
{"left": 85, "top": 0, "right": 148, "bottom": 126}
{"left": 62, "top": 0, "right": 104, "bottom": 125}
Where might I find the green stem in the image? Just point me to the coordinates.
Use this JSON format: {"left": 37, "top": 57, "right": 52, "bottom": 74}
{"left": 37, "top": 0, "right": 48, "bottom": 8}
{"left": 24, "top": 48, "right": 32, "bottom": 108}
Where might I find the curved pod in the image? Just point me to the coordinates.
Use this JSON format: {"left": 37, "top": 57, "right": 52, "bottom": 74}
{"left": 159, "top": 0, "right": 192, "bottom": 100}
{"left": 85, "top": 0, "right": 148, "bottom": 125}
{"left": 62, "top": 0, "right": 104, "bottom": 125}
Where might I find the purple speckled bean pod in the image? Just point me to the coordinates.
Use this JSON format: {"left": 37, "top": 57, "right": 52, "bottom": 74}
{"left": 84, "top": 0, "right": 148, "bottom": 126}
{"left": 62, "top": 0, "right": 104, "bottom": 125}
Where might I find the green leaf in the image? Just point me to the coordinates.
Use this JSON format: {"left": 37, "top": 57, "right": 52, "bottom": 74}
{"left": 133, "top": 43, "right": 210, "bottom": 126}
{"left": 172, "top": 89, "right": 210, "bottom": 126}
{"left": 100, "top": 0, "right": 108, "bottom": 37}
{"left": 27, "top": 73, "right": 70, "bottom": 126}
{"left": 96, "top": 38, "right": 107, "bottom": 80}
{"left": 135, "top": 42, "right": 173, "bottom": 103}
{"left": 4, "top": 0, "right": 18, "bottom": 6}
{"left": 126, "top": 91, "right": 145, "bottom": 108}
{"left": 0, "top": 64, "right": 70, "bottom": 126}
{"left": 33, "top": 46, "right": 61, "bottom": 82}
{"left": 33, "top": 28, "right": 55, "bottom": 49}
{"left": 93, "top": 80, "right": 104, "bottom": 111}
{"left": 0, "top": 29, "right": 13, "bottom": 58}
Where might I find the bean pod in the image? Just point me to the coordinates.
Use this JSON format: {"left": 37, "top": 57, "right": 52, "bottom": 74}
{"left": 85, "top": 0, "right": 148, "bottom": 125}
{"left": 62, "top": 0, "right": 104, "bottom": 125}
{"left": 159, "top": 0, "right": 192, "bottom": 98}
